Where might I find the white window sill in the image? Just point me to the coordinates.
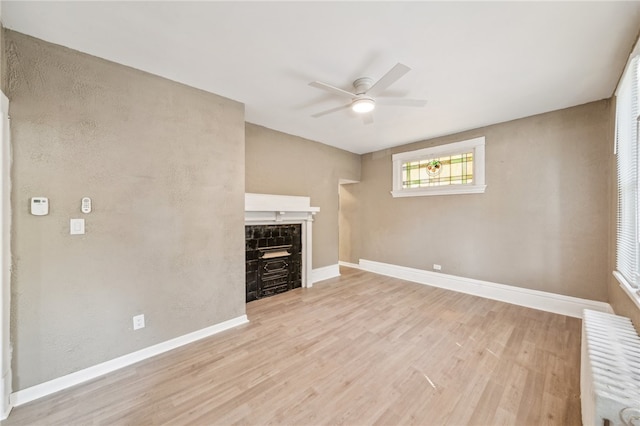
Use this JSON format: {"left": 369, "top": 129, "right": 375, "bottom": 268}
{"left": 391, "top": 184, "right": 486, "bottom": 198}
{"left": 613, "top": 270, "right": 640, "bottom": 310}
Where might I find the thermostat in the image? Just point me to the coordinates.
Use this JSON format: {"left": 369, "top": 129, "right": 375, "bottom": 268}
{"left": 30, "top": 197, "right": 49, "bottom": 216}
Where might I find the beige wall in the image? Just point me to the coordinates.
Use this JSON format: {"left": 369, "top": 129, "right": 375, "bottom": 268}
{"left": 345, "top": 100, "right": 612, "bottom": 301}
{"left": 339, "top": 183, "right": 358, "bottom": 263}
{"left": 0, "top": 23, "right": 5, "bottom": 94}
{"left": 609, "top": 284, "right": 640, "bottom": 331}
{"left": 7, "top": 31, "right": 246, "bottom": 390}
{"left": 245, "top": 123, "right": 360, "bottom": 268}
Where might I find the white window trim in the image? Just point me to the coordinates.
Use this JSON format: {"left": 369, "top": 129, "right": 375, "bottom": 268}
{"left": 391, "top": 136, "right": 486, "bottom": 198}
{"left": 613, "top": 271, "right": 640, "bottom": 310}
{"left": 614, "top": 44, "right": 640, "bottom": 305}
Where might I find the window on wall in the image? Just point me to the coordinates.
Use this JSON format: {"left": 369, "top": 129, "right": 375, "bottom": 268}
{"left": 391, "top": 137, "right": 486, "bottom": 197}
{"left": 614, "top": 50, "right": 640, "bottom": 304}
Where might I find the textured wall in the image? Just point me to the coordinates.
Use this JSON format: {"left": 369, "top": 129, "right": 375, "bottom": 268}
{"left": 609, "top": 283, "right": 640, "bottom": 332}
{"left": 345, "top": 100, "right": 612, "bottom": 301}
{"left": 7, "top": 31, "right": 246, "bottom": 390}
{"left": 0, "top": 24, "right": 5, "bottom": 94}
{"left": 245, "top": 123, "right": 361, "bottom": 269}
{"left": 339, "top": 183, "right": 357, "bottom": 263}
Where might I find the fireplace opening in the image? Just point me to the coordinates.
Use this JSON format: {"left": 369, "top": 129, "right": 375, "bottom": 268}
{"left": 245, "top": 224, "right": 302, "bottom": 302}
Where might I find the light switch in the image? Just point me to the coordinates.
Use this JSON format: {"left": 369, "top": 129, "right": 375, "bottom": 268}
{"left": 70, "top": 218, "right": 85, "bottom": 235}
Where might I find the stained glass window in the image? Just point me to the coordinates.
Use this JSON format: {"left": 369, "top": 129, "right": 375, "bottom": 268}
{"left": 391, "top": 137, "right": 485, "bottom": 197}
{"left": 402, "top": 153, "right": 474, "bottom": 188}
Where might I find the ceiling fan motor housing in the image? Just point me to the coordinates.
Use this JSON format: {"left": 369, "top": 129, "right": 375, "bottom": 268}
{"left": 353, "top": 77, "right": 373, "bottom": 94}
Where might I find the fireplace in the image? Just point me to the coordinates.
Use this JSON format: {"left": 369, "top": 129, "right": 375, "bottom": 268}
{"left": 259, "top": 246, "right": 290, "bottom": 295}
{"left": 244, "top": 193, "right": 319, "bottom": 302}
{"left": 245, "top": 226, "right": 301, "bottom": 302}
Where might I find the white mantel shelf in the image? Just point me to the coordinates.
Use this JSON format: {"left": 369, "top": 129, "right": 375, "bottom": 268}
{"left": 244, "top": 193, "right": 319, "bottom": 287}
{"left": 245, "top": 193, "right": 319, "bottom": 221}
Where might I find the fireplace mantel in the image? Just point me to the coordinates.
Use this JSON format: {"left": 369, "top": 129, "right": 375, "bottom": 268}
{"left": 245, "top": 193, "right": 319, "bottom": 287}
{"left": 245, "top": 193, "right": 319, "bottom": 223}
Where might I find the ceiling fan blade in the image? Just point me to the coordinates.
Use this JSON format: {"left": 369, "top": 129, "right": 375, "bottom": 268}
{"left": 309, "top": 81, "right": 356, "bottom": 99}
{"left": 367, "top": 63, "right": 411, "bottom": 96}
{"left": 362, "top": 112, "right": 374, "bottom": 125}
{"left": 376, "top": 98, "right": 427, "bottom": 107}
{"left": 311, "top": 103, "right": 351, "bottom": 118}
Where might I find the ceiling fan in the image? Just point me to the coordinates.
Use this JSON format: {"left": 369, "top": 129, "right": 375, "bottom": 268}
{"left": 308, "top": 63, "right": 427, "bottom": 124}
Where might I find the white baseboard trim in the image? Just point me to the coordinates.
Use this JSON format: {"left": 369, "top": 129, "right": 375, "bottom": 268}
{"left": 356, "top": 259, "right": 612, "bottom": 318}
{"left": 338, "top": 261, "right": 361, "bottom": 269}
{"left": 1, "top": 374, "right": 11, "bottom": 420}
{"left": 10, "top": 314, "right": 249, "bottom": 407}
{"left": 311, "top": 264, "right": 340, "bottom": 284}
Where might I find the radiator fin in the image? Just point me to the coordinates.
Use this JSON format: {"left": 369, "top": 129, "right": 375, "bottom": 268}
{"left": 581, "top": 309, "right": 640, "bottom": 426}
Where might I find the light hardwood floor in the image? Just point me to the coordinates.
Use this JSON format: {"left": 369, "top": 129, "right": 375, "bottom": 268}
{"left": 3, "top": 267, "right": 582, "bottom": 425}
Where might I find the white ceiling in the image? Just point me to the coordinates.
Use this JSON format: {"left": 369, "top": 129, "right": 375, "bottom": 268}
{"left": 3, "top": 1, "right": 640, "bottom": 154}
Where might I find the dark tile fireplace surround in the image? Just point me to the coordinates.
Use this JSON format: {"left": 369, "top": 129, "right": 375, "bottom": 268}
{"left": 245, "top": 224, "right": 302, "bottom": 302}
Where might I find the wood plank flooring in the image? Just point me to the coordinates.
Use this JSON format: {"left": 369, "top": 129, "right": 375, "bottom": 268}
{"left": 2, "top": 267, "right": 582, "bottom": 425}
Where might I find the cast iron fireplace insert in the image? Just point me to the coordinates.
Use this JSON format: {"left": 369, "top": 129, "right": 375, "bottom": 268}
{"left": 245, "top": 224, "right": 302, "bottom": 302}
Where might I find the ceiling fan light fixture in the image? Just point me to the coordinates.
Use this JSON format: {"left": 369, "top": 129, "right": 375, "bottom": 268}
{"left": 351, "top": 98, "right": 375, "bottom": 114}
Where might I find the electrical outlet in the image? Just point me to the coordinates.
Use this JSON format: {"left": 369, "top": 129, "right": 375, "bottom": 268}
{"left": 133, "top": 314, "right": 145, "bottom": 330}
{"left": 433, "top": 264, "right": 442, "bottom": 271}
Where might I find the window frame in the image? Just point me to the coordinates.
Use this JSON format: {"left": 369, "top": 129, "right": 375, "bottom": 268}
{"left": 613, "top": 47, "right": 640, "bottom": 307}
{"left": 391, "top": 136, "right": 486, "bottom": 198}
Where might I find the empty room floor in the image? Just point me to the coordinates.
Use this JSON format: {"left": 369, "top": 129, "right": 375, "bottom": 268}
{"left": 2, "top": 267, "right": 581, "bottom": 425}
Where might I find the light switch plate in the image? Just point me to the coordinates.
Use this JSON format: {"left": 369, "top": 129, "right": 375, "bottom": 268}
{"left": 70, "top": 218, "right": 85, "bottom": 235}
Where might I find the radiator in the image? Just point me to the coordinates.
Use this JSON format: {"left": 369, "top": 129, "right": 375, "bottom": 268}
{"left": 581, "top": 309, "right": 640, "bottom": 426}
